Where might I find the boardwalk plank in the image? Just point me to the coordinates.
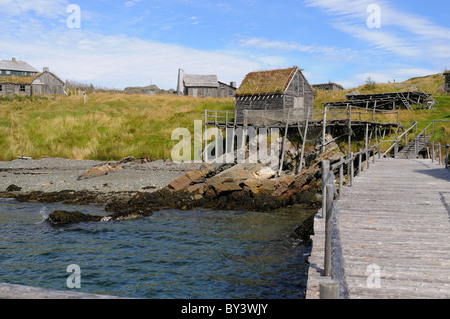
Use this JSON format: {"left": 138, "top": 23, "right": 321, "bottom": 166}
{"left": 306, "top": 158, "right": 450, "bottom": 299}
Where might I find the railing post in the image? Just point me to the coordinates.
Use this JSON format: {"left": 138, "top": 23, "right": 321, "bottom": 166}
{"left": 322, "top": 161, "right": 330, "bottom": 218}
{"left": 372, "top": 146, "right": 375, "bottom": 164}
{"left": 366, "top": 148, "right": 370, "bottom": 169}
{"left": 350, "top": 153, "right": 354, "bottom": 186}
{"left": 324, "top": 184, "right": 334, "bottom": 277}
{"left": 339, "top": 157, "right": 344, "bottom": 200}
{"left": 394, "top": 137, "right": 398, "bottom": 158}
{"left": 415, "top": 137, "right": 418, "bottom": 157}
{"left": 432, "top": 142, "right": 435, "bottom": 163}
{"left": 439, "top": 143, "right": 442, "bottom": 165}
{"left": 320, "top": 280, "right": 339, "bottom": 299}
{"left": 446, "top": 145, "right": 449, "bottom": 169}
{"left": 358, "top": 150, "right": 362, "bottom": 175}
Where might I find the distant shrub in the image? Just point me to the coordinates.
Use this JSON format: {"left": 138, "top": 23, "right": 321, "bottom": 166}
{"left": 364, "top": 77, "right": 376, "bottom": 91}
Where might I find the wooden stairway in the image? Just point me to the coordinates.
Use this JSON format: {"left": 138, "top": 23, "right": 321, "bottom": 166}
{"left": 396, "top": 134, "right": 431, "bottom": 159}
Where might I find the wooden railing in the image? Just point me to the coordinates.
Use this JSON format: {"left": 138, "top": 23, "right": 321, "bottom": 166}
{"left": 427, "top": 141, "right": 450, "bottom": 169}
{"left": 319, "top": 142, "right": 382, "bottom": 299}
{"left": 204, "top": 110, "right": 235, "bottom": 127}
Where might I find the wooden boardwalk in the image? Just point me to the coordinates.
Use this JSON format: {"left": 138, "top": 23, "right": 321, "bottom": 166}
{"left": 306, "top": 158, "right": 450, "bottom": 299}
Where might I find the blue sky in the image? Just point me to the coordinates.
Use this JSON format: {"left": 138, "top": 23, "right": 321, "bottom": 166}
{"left": 1, "top": 0, "right": 449, "bottom": 90}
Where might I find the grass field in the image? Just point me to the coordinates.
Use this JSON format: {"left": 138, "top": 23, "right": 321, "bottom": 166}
{"left": 0, "top": 94, "right": 234, "bottom": 161}
{"left": 0, "top": 73, "right": 448, "bottom": 161}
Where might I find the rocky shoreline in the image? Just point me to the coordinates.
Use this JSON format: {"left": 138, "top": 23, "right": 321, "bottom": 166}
{"left": 1, "top": 136, "right": 344, "bottom": 226}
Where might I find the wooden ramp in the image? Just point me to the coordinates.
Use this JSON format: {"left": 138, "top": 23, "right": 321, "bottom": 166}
{"left": 307, "top": 158, "right": 450, "bottom": 299}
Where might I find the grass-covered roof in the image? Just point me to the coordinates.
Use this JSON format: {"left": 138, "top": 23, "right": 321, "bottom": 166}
{"left": 0, "top": 74, "right": 40, "bottom": 84}
{"left": 236, "top": 67, "right": 299, "bottom": 95}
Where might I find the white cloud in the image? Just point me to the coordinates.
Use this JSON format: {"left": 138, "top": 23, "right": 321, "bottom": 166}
{"left": 125, "top": 0, "right": 141, "bottom": 8}
{"left": 304, "top": 0, "right": 450, "bottom": 61}
{"left": 0, "top": 0, "right": 69, "bottom": 18}
{"left": 1, "top": 30, "right": 260, "bottom": 89}
{"left": 240, "top": 37, "right": 347, "bottom": 56}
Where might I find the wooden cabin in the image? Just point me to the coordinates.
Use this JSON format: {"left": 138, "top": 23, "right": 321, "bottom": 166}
{"left": 0, "top": 67, "right": 64, "bottom": 96}
{"left": 312, "top": 82, "right": 344, "bottom": 91}
{"left": 445, "top": 71, "right": 450, "bottom": 94}
{"left": 234, "top": 66, "right": 315, "bottom": 123}
{"left": 177, "top": 69, "right": 236, "bottom": 98}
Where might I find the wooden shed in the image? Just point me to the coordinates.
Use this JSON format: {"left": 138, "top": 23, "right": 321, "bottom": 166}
{"left": 31, "top": 67, "right": 64, "bottom": 95}
{"left": 0, "top": 67, "right": 64, "bottom": 96}
{"left": 444, "top": 71, "right": 450, "bottom": 94}
{"left": 234, "top": 66, "right": 315, "bottom": 123}
{"left": 312, "top": 82, "right": 344, "bottom": 91}
{"left": 177, "top": 69, "right": 236, "bottom": 98}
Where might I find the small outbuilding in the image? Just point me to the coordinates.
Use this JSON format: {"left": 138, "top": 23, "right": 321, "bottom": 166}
{"left": 0, "top": 67, "right": 64, "bottom": 96}
{"left": 444, "top": 71, "right": 450, "bottom": 94}
{"left": 234, "top": 66, "right": 315, "bottom": 124}
{"left": 312, "top": 82, "right": 344, "bottom": 91}
{"left": 177, "top": 69, "right": 236, "bottom": 98}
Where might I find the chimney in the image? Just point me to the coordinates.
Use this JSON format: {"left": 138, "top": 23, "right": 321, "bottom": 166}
{"left": 12, "top": 57, "right": 16, "bottom": 62}
{"left": 230, "top": 81, "right": 236, "bottom": 88}
{"left": 43, "top": 67, "right": 49, "bottom": 72}
{"left": 177, "top": 69, "right": 185, "bottom": 96}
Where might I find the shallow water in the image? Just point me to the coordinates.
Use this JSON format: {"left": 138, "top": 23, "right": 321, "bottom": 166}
{"left": 0, "top": 198, "right": 314, "bottom": 299}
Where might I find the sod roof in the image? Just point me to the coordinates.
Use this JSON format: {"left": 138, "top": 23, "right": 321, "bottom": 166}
{"left": 0, "top": 74, "right": 39, "bottom": 84}
{"left": 236, "top": 66, "right": 299, "bottom": 95}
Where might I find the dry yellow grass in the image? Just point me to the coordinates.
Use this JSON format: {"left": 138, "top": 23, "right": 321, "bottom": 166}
{"left": 0, "top": 93, "right": 234, "bottom": 161}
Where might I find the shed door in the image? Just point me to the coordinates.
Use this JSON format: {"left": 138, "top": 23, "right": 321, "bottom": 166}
{"left": 192, "top": 88, "right": 198, "bottom": 97}
{"left": 294, "top": 97, "right": 304, "bottom": 109}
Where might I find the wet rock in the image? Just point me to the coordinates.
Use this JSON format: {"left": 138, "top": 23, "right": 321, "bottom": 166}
{"left": 6, "top": 184, "right": 22, "bottom": 192}
{"left": 47, "top": 210, "right": 103, "bottom": 224}
{"left": 47, "top": 208, "right": 153, "bottom": 225}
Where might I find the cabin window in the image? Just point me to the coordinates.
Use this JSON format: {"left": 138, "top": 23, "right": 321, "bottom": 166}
{"left": 0, "top": 85, "right": 2, "bottom": 92}
{"left": 6, "top": 71, "right": 10, "bottom": 75}
{"left": 20, "top": 85, "right": 26, "bottom": 92}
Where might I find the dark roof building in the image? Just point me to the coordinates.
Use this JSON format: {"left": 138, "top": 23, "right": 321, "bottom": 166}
{"left": 0, "top": 57, "right": 39, "bottom": 77}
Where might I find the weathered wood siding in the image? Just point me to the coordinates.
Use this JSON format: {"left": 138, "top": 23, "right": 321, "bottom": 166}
{"left": 32, "top": 72, "right": 64, "bottom": 95}
{"left": 235, "top": 95, "right": 284, "bottom": 123}
{"left": 0, "top": 83, "right": 31, "bottom": 96}
{"left": 218, "top": 82, "right": 236, "bottom": 98}
{"left": 186, "top": 87, "right": 218, "bottom": 98}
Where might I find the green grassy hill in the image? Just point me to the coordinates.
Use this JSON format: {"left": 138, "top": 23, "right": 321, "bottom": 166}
{"left": 0, "top": 73, "right": 448, "bottom": 161}
{"left": 314, "top": 73, "right": 449, "bottom": 147}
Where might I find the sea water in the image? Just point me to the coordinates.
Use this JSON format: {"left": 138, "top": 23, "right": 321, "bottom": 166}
{"left": 0, "top": 198, "right": 314, "bottom": 299}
